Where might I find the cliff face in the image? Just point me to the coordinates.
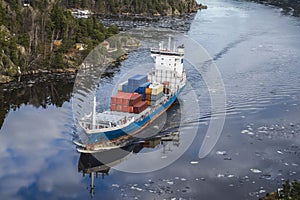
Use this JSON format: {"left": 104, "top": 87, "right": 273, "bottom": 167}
{"left": 0, "top": 0, "right": 199, "bottom": 83}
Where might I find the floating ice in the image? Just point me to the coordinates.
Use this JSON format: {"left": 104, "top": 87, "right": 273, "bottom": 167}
{"left": 217, "top": 174, "right": 225, "bottom": 178}
{"left": 227, "top": 174, "right": 235, "bottom": 178}
{"left": 180, "top": 178, "right": 187, "bottom": 181}
{"left": 250, "top": 168, "right": 262, "bottom": 173}
{"left": 190, "top": 161, "right": 199, "bottom": 164}
{"left": 259, "top": 190, "right": 266, "bottom": 194}
{"left": 283, "top": 162, "right": 289, "bottom": 166}
{"left": 277, "top": 150, "right": 284, "bottom": 154}
{"left": 241, "top": 130, "right": 254, "bottom": 135}
{"left": 167, "top": 181, "right": 174, "bottom": 185}
{"left": 131, "top": 186, "right": 143, "bottom": 191}
{"left": 216, "top": 151, "right": 227, "bottom": 155}
{"left": 112, "top": 184, "right": 120, "bottom": 188}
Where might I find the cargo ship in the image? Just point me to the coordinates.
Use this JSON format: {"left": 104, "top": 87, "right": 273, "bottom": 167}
{"left": 76, "top": 39, "right": 186, "bottom": 153}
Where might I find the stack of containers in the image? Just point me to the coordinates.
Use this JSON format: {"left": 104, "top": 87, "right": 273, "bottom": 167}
{"left": 149, "top": 83, "right": 164, "bottom": 106}
{"left": 133, "top": 101, "right": 148, "bottom": 114}
{"left": 110, "top": 92, "right": 148, "bottom": 114}
{"left": 135, "top": 82, "right": 151, "bottom": 101}
{"left": 122, "top": 74, "right": 148, "bottom": 93}
{"left": 145, "top": 87, "right": 152, "bottom": 106}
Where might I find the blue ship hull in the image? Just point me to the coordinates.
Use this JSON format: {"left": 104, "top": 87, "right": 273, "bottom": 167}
{"left": 87, "top": 87, "right": 184, "bottom": 144}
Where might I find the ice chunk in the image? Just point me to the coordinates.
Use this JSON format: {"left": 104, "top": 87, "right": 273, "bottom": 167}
{"left": 190, "top": 161, "right": 199, "bottom": 164}
{"left": 217, "top": 174, "right": 225, "bottom": 178}
{"left": 259, "top": 190, "right": 266, "bottom": 194}
{"left": 241, "top": 130, "right": 254, "bottom": 135}
{"left": 216, "top": 151, "right": 227, "bottom": 155}
{"left": 167, "top": 181, "right": 174, "bottom": 185}
{"left": 250, "top": 168, "right": 262, "bottom": 173}
{"left": 112, "top": 184, "right": 120, "bottom": 188}
{"left": 277, "top": 150, "right": 283, "bottom": 154}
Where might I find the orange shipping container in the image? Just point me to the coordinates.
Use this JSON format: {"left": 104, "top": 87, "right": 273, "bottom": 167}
{"left": 145, "top": 88, "right": 152, "bottom": 95}
{"left": 146, "top": 94, "right": 151, "bottom": 101}
{"left": 146, "top": 100, "right": 151, "bottom": 106}
{"left": 129, "top": 106, "right": 134, "bottom": 113}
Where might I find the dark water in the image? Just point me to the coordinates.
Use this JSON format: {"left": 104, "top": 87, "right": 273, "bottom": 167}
{"left": 1, "top": 0, "right": 300, "bottom": 199}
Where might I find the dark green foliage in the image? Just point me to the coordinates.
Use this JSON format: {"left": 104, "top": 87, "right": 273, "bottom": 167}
{"left": 0, "top": 0, "right": 120, "bottom": 76}
{"left": 62, "top": 0, "right": 199, "bottom": 15}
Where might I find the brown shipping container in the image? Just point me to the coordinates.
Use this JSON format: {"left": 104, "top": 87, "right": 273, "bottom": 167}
{"left": 110, "top": 104, "right": 117, "bottom": 111}
{"left": 122, "top": 98, "right": 130, "bottom": 105}
{"left": 111, "top": 97, "right": 117, "bottom": 104}
{"left": 116, "top": 105, "right": 123, "bottom": 111}
{"left": 122, "top": 105, "right": 129, "bottom": 112}
{"left": 116, "top": 97, "right": 123, "bottom": 104}
{"left": 130, "top": 94, "right": 142, "bottom": 106}
{"left": 129, "top": 106, "right": 134, "bottom": 113}
{"left": 133, "top": 101, "right": 148, "bottom": 114}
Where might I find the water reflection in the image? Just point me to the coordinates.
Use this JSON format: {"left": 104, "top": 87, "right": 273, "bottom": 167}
{"left": 78, "top": 131, "right": 180, "bottom": 198}
{"left": 0, "top": 73, "right": 75, "bottom": 129}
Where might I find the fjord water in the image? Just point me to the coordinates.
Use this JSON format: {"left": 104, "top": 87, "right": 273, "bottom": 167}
{"left": 1, "top": 0, "right": 300, "bottom": 199}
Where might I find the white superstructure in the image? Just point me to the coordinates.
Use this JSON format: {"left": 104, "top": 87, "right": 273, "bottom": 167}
{"left": 148, "top": 38, "right": 186, "bottom": 93}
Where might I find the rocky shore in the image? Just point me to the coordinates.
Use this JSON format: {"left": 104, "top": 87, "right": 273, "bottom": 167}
{"left": 97, "top": 13, "right": 197, "bottom": 32}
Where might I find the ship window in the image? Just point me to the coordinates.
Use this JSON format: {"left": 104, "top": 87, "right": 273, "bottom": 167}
{"left": 161, "top": 58, "right": 164, "bottom": 60}
{"left": 174, "top": 63, "right": 176, "bottom": 66}
{"left": 161, "top": 63, "right": 163, "bottom": 65}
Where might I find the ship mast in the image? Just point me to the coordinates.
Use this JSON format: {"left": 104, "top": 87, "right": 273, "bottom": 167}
{"left": 92, "top": 96, "right": 96, "bottom": 129}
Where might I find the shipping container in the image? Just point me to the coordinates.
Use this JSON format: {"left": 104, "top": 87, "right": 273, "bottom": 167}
{"left": 110, "top": 92, "right": 143, "bottom": 109}
{"left": 150, "top": 92, "right": 164, "bottom": 101}
{"left": 150, "top": 83, "right": 164, "bottom": 95}
{"left": 146, "top": 94, "right": 151, "bottom": 101}
{"left": 129, "top": 106, "right": 134, "bottom": 113}
{"left": 116, "top": 105, "right": 123, "bottom": 111}
{"left": 133, "top": 101, "right": 148, "bottom": 114}
{"left": 128, "top": 74, "right": 147, "bottom": 86}
{"left": 111, "top": 97, "right": 117, "bottom": 104}
{"left": 122, "top": 105, "right": 129, "bottom": 112}
{"left": 110, "top": 104, "right": 117, "bottom": 111}
{"left": 145, "top": 88, "right": 152, "bottom": 95}
{"left": 146, "top": 100, "right": 151, "bottom": 106}
{"left": 129, "top": 94, "right": 142, "bottom": 106}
